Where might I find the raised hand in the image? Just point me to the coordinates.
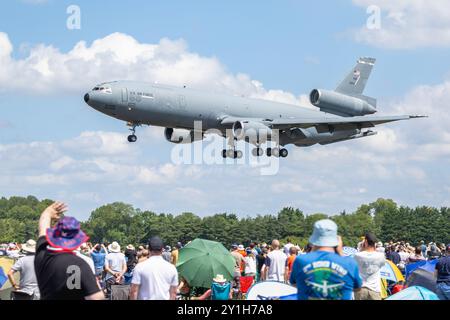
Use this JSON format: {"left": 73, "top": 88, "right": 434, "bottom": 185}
{"left": 44, "top": 201, "right": 68, "bottom": 220}
{"left": 39, "top": 201, "right": 69, "bottom": 237}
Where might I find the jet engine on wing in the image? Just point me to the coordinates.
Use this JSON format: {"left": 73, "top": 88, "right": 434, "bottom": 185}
{"left": 164, "top": 128, "right": 203, "bottom": 144}
{"left": 309, "top": 89, "right": 377, "bottom": 117}
{"left": 232, "top": 120, "right": 272, "bottom": 144}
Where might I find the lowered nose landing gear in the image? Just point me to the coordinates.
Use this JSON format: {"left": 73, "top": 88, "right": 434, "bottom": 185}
{"left": 127, "top": 123, "right": 139, "bottom": 143}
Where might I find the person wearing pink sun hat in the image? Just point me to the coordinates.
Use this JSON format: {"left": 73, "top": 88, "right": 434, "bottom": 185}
{"left": 34, "top": 201, "right": 105, "bottom": 300}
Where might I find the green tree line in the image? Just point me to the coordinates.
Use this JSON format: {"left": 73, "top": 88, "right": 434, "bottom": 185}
{"left": 0, "top": 196, "right": 449, "bottom": 247}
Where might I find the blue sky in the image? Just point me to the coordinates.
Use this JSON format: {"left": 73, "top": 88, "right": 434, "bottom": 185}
{"left": 1, "top": 0, "right": 450, "bottom": 220}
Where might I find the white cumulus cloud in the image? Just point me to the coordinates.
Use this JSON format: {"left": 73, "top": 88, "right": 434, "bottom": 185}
{"left": 352, "top": 0, "right": 450, "bottom": 49}
{"left": 0, "top": 32, "right": 306, "bottom": 106}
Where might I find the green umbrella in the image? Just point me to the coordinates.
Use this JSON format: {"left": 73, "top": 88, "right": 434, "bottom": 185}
{"left": 177, "top": 238, "right": 235, "bottom": 289}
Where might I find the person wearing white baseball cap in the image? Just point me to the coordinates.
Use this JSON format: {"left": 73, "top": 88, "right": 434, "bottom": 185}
{"left": 289, "top": 219, "right": 362, "bottom": 300}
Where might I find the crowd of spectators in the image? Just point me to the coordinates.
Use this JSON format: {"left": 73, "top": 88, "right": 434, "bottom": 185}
{"left": 1, "top": 202, "right": 449, "bottom": 301}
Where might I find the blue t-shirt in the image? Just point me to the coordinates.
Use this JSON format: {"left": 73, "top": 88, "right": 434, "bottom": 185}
{"left": 290, "top": 251, "right": 362, "bottom": 300}
{"left": 91, "top": 250, "right": 107, "bottom": 270}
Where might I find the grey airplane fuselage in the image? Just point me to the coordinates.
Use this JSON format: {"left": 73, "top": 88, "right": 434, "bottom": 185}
{"left": 85, "top": 81, "right": 358, "bottom": 146}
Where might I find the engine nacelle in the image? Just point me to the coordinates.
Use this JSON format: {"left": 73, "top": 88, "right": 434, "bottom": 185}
{"left": 164, "top": 128, "right": 203, "bottom": 144}
{"left": 232, "top": 121, "right": 272, "bottom": 144}
{"left": 310, "top": 89, "right": 377, "bottom": 117}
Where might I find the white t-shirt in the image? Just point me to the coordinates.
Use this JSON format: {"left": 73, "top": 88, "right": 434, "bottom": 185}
{"left": 244, "top": 256, "right": 257, "bottom": 275}
{"left": 131, "top": 255, "right": 178, "bottom": 300}
{"left": 265, "top": 250, "right": 287, "bottom": 282}
{"left": 354, "top": 251, "right": 386, "bottom": 293}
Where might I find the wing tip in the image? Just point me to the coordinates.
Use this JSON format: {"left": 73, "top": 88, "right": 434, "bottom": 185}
{"left": 409, "top": 115, "right": 428, "bottom": 119}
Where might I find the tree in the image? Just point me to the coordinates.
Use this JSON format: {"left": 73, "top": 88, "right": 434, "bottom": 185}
{"left": 0, "top": 195, "right": 448, "bottom": 249}
{"left": 83, "top": 202, "right": 135, "bottom": 244}
{"left": 277, "top": 207, "right": 305, "bottom": 239}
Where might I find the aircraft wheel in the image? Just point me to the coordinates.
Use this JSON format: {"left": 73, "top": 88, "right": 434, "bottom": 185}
{"left": 127, "top": 135, "right": 137, "bottom": 143}
{"left": 252, "top": 148, "right": 263, "bottom": 157}
{"left": 266, "top": 148, "right": 272, "bottom": 157}
{"left": 257, "top": 148, "right": 264, "bottom": 157}
{"left": 236, "top": 150, "right": 243, "bottom": 159}
{"left": 222, "top": 150, "right": 227, "bottom": 158}
{"left": 226, "top": 149, "right": 235, "bottom": 158}
{"left": 280, "top": 148, "right": 289, "bottom": 158}
{"left": 272, "top": 147, "right": 280, "bottom": 158}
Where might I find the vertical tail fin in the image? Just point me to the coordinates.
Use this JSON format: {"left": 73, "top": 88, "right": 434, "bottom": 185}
{"left": 335, "top": 57, "right": 376, "bottom": 97}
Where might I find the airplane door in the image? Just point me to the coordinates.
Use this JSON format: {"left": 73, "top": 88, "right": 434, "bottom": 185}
{"left": 178, "top": 94, "right": 187, "bottom": 111}
{"left": 121, "top": 88, "right": 128, "bottom": 103}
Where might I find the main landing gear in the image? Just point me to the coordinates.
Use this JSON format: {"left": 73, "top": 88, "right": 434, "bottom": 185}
{"left": 222, "top": 142, "right": 289, "bottom": 159}
{"left": 265, "top": 147, "right": 289, "bottom": 158}
{"left": 251, "top": 145, "right": 289, "bottom": 158}
{"left": 127, "top": 123, "right": 139, "bottom": 143}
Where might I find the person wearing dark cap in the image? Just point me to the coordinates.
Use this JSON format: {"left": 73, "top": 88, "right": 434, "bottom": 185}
{"left": 130, "top": 236, "right": 178, "bottom": 300}
{"left": 354, "top": 232, "right": 386, "bottom": 300}
{"left": 34, "top": 202, "right": 104, "bottom": 300}
{"left": 435, "top": 244, "right": 450, "bottom": 300}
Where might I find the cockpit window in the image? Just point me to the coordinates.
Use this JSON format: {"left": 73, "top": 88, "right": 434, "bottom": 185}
{"left": 92, "top": 86, "right": 112, "bottom": 94}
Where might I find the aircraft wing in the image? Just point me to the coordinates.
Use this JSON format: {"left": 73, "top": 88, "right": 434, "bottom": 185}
{"left": 221, "top": 115, "right": 426, "bottom": 131}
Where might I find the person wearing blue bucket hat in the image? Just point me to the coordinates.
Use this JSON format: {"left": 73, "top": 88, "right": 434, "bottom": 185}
{"left": 34, "top": 201, "right": 104, "bottom": 300}
{"left": 289, "top": 219, "right": 362, "bottom": 300}
{"left": 309, "top": 219, "right": 340, "bottom": 247}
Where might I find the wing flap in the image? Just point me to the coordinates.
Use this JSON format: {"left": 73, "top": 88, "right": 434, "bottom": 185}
{"left": 219, "top": 115, "right": 426, "bottom": 131}
{"left": 266, "top": 115, "right": 426, "bottom": 130}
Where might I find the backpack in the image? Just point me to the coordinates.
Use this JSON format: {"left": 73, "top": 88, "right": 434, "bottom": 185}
{"left": 211, "top": 282, "right": 231, "bottom": 300}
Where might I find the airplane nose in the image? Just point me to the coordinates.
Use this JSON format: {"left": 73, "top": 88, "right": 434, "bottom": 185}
{"left": 84, "top": 93, "right": 90, "bottom": 103}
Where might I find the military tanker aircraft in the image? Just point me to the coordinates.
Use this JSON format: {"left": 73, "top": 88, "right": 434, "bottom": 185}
{"left": 84, "top": 57, "right": 425, "bottom": 158}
